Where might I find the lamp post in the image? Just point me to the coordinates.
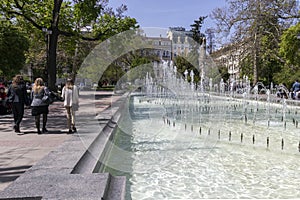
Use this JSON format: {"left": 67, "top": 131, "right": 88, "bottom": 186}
{"left": 30, "top": 63, "right": 33, "bottom": 83}
{"left": 42, "top": 28, "right": 52, "bottom": 83}
{"left": 170, "top": 38, "right": 173, "bottom": 61}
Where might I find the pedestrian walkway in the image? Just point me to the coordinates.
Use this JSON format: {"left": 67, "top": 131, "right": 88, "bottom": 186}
{"left": 0, "top": 90, "right": 120, "bottom": 191}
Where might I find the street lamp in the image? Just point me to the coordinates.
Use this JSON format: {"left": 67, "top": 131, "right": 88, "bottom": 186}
{"left": 30, "top": 63, "right": 33, "bottom": 83}
{"left": 42, "top": 28, "right": 52, "bottom": 83}
{"left": 170, "top": 38, "right": 173, "bottom": 61}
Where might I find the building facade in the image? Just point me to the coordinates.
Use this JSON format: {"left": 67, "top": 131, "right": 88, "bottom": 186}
{"left": 145, "top": 36, "right": 172, "bottom": 60}
{"left": 167, "top": 27, "right": 195, "bottom": 57}
{"left": 211, "top": 42, "right": 246, "bottom": 81}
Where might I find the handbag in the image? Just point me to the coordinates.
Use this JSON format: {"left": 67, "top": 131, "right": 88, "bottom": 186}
{"left": 42, "top": 91, "right": 54, "bottom": 104}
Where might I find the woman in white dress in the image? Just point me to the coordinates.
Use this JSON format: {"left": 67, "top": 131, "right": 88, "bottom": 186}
{"left": 62, "top": 78, "right": 79, "bottom": 133}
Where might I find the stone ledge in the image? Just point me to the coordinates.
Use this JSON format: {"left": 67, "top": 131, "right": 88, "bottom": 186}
{"left": 0, "top": 173, "right": 111, "bottom": 199}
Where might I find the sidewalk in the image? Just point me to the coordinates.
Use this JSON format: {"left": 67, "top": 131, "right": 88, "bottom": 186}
{"left": 0, "top": 90, "right": 120, "bottom": 192}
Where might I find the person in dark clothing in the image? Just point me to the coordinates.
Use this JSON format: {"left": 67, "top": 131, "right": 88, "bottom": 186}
{"left": 7, "top": 75, "right": 29, "bottom": 133}
{"left": 291, "top": 80, "right": 300, "bottom": 99}
{"left": 0, "top": 85, "right": 7, "bottom": 115}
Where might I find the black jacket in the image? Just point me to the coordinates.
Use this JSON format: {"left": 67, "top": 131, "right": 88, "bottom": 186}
{"left": 7, "top": 83, "right": 29, "bottom": 105}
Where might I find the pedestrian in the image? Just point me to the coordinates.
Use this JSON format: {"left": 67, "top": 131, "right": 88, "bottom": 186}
{"left": 7, "top": 75, "right": 29, "bottom": 133}
{"left": 30, "top": 78, "right": 50, "bottom": 134}
{"left": 0, "top": 85, "right": 6, "bottom": 101}
{"left": 0, "top": 85, "right": 7, "bottom": 115}
{"left": 292, "top": 80, "right": 300, "bottom": 99}
{"left": 62, "top": 78, "right": 79, "bottom": 134}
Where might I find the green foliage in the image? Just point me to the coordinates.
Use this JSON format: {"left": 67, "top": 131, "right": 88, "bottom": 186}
{"left": 130, "top": 56, "right": 151, "bottom": 68}
{"left": 273, "top": 67, "right": 298, "bottom": 89}
{"left": 93, "top": 30, "right": 157, "bottom": 86}
{"left": 93, "top": 14, "right": 138, "bottom": 41}
{"left": 240, "top": 55, "right": 254, "bottom": 82}
{"left": 274, "top": 22, "right": 300, "bottom": 87}
{"left": 257, "top": 32, "right": 282, "bottom": 84}
{"left": 0, "top": 22, "right": 29, "bottom": 79}
{"left": 187, "top": 48, "right": 199, "bottom": 68}
{"left": 0, "top": 0, "right": 138, "bottom": 90}
{"left": 101, "top": 51, "right": 157, "bottom": 86}
{"left": 98, "top": 64, "right": 124, "bottom": 86}
{"left": 212, "top": 0, "right": 299, "bottom": 85}
{"left": 126, "top": 63, "right": 153, "bottom": 85}
{"left": 279, "top": 23, "right": 300, "bottom": 67}
{"left": 74, "top": 0, "right": 103, "bottom": 26}
{"left": 190, "top": 16, "right": 207, "bottom": 45}
{"left": 174, "top": 56, "right": 200, "bottom": 83}
{"left": 218, "top": 65, "right": 230, "bottom": 81}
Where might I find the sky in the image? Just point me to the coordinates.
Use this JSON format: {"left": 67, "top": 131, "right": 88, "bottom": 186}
{"left": 108, "top": 0, "right": 227, "bottom": 37}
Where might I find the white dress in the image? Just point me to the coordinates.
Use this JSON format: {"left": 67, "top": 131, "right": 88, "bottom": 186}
{"left": 62, "top": 85, "right": 79, "bottom": 108}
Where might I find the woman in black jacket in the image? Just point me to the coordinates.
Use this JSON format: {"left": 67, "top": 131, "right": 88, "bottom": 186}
{"left": 30, "top": 78, "right": 50, "bottom": 134}
{"left": 7, "top": 75, "right": 29, "bottom": 133}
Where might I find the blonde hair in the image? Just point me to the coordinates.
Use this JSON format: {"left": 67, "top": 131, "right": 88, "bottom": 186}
{"left": 33, "top": 78, "right": 44, "bottom": 94}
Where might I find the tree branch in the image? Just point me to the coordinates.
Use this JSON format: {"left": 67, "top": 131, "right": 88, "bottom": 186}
{"left": 7, "top": 10, "right": 44, "bottom": 30}
{"left": 59, "top": 29, "right": 109, "bottom": 41}
{"left": 58, "top": 30, "right": 76, "bottom": 37}
{"left": 277, "top": 14, "right": 300, "bottom": 20}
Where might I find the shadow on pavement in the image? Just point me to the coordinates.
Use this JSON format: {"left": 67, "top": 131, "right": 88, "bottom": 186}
{"left": 0, "top": 165, "right": 32, "bottom": 183}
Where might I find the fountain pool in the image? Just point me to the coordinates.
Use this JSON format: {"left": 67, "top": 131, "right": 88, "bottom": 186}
{"left": 101, "top": 94, "right": 300, "bottom": 200}
{"left": 72, "top": 28, "right": 299, "bottom": 199}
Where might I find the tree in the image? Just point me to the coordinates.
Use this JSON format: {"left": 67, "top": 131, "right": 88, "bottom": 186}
{"left": 174, "top": 56, "right": 200, "bottom": 83}
{"left": 0, "top": 21, "right": 29, "bottom": 79}
{"left": 189, "top": 16, "right": 207, "bottom": 68}
{"left": 0, "top": 0, "right": 138, "bottom": 90}
{"left": 190, "top": 16, "right": 207, "bottom": 45}
{"left": 211, "top": 0, "right": 299, "bottom": 85}
{"left": 279, "top": 22, "right": 300, "bottom": 67}
{"left": 274, "top": 22, "right": 300, "bottom": 87}
{"left": 99, "top": 29, "right": 161, "bottom": 85}
{"left": 205, "top": 28, "right": 216, "bottom": 54}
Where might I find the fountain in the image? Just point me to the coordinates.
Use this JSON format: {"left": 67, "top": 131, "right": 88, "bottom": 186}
{"left": 100, "top": 59, "right": 300, "bottom": 199}
{"left": 75, "top": 27, "right": 300, "bottom": 199}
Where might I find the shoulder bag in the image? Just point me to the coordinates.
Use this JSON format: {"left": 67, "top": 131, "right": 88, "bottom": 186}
{"left": 42, "top": 88, "right": 54, "bottom": 104}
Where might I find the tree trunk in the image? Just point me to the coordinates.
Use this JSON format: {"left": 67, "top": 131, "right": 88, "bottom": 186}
{"left": 253, "top": 46, "right": 258, "bottom": 85}
{"left": 72, "top": 41, "right": 79, "bottom": 82}
{"left": 47, "top": 0, "right": 63, "bottom": 91}
{"left": 48, "top": 31, "right": 58, "bottom": 91}
{"left": 253, "top": 28, "right": 258, "bottom": 85}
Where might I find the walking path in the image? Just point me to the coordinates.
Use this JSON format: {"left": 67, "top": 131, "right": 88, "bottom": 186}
{"left": 0, "top": 90, "right": 120, "bottom": 191}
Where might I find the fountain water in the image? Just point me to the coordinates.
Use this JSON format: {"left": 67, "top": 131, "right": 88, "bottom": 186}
{"left": 103, "top": 60, "right": 300, "bottom": 199}
{"left": 70, "top": 27, "right": 300, "bottom": 198}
